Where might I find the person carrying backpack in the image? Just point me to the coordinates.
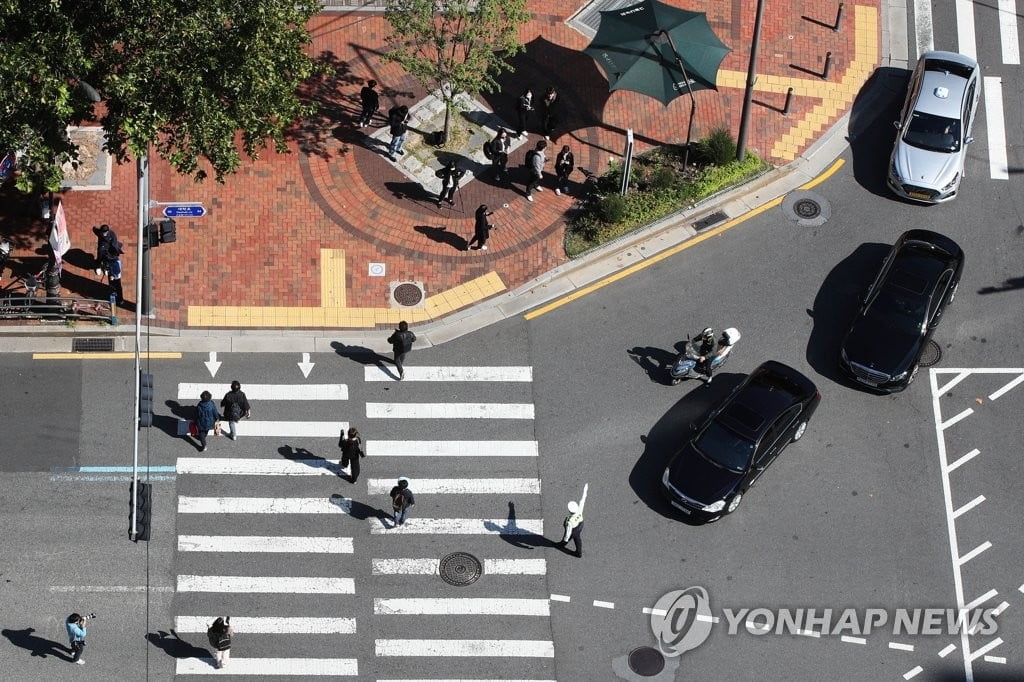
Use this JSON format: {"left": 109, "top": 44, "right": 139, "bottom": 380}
{"left": 387, "top": 321, "right": 416, "bottom": 380}
{"left": 194, "top": 390, "right": 221, "bottom": 452}
{"left": 220, "top": 381, "right": 251, "bottom": 442}
{"left": 389, "top": 477, "right": 415, "bottom": 526}
{"left": 207, "top": 617, "right": 233, "bottom": 669}
{"left": 338, "top": 426, "right": 365, "bottom": 483}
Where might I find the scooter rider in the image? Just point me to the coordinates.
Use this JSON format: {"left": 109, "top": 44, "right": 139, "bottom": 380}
{"left": 702, "top": 328, "right": 741, "bottom": 383}
{"left": 693, "top": 327, "right": 718, "bottom": 381}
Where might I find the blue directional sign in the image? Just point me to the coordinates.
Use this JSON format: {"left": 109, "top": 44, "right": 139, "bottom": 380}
{"left": 162, "top": 204, "right": 206, "bottom": 218}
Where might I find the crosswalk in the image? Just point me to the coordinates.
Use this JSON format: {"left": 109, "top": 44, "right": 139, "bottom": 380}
{"left": 172, "top": 365, "right": 555, "bottom": 679}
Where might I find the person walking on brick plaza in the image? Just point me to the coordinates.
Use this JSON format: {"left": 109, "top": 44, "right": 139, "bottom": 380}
{"left": 387, "top": 104, "right": 409, "bottom": 161}
{"left": 556, "top": 483, "right": 588, "bottom": 557}
{"left": 338, "top": 426, "right": 365, "bottom": 483}
{"left": 65, "top": 613, "right": 89, "bottom": 665}
{"left": 516, "top": 87, "right": 533, "bottom": 137}
{"left": 540, "top": 86, "right": 560, "bottom": 140}
{"left": 467, "top": 204, "right": 494, "bottom": 251}
{"left": 94, "top": 224, "right": 118, "bottom": 275}
{"left": 220, "top": 380, "right": 251, "bottom": 441}
{"left": 105, "top": 246, "right": 125, "bottom": 305}
{"left": 488, "top": 127, "right": 512, "bottom": 182}
{"left": 194, "top": 390, "right": 221, "bottom": 452}
{"left": 435, "top": 159, "right": 465, "bottom": 207}
{"left": 387, "top": 320, "right": 416, "bottom": 380}
{"left": 390, "top": 477, "right": 415, "bottom": 525}
{"left": 525, "top": 140, "right": 548, "bottom": 202}
{"left": 357, "top": 79, "right": 379, "bottom": 127}
{"left": 206, "top": 617, "right": 233, "bottom": 669}
{"left": 554, "top": 145, "right": 575, "bottom": 196}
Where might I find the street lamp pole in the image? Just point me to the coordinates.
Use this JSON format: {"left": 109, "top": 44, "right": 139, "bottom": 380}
{"left": 130, "top": 150, "right": 147, "bottom": 541}
{"left": 736, "top": 0, "right": 767, "bottom": 162}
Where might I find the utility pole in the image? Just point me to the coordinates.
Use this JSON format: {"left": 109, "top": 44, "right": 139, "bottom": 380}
{"left": 736, "top": 0, "right": 767, "bottom": 162}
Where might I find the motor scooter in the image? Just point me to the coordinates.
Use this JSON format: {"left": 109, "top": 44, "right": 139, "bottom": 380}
{"left": 669, "top": 328, "right": 741, "bottom": 385}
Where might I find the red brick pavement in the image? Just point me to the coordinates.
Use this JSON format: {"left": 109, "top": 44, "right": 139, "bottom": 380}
{"left": 6, "top": 0, "right": 878, "bottom": 330}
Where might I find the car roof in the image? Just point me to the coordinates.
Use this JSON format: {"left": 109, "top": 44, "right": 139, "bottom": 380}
{"left": 914, "top": 53, "right": 975, "bottom": 118}
{"left": 716, "top": 362, "right": 816, "bottom": 439}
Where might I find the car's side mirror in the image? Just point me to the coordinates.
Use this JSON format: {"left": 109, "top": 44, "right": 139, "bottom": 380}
{"left": 965, "top": 136, "right": 974, "bottom": 144}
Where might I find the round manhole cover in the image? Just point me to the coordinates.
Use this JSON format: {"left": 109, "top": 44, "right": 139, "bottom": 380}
{"left": 919, "top": 339, "right": 942, "bottom": 367}
{"left": 393, "top": 282, "right": 424, "bottom": 306}
{"left": 627, "top": 646, "right": 665, "bottom": 676}
{"left": 793, "top": 198, "right": 821, "bottom": 219}
{"left": 439, "top": 552, "right": 482, "bottom": 586}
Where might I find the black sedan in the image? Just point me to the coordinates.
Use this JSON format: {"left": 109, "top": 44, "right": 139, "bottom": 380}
{"left": 839, "top": 229, "right": 964, "bottom": 392}
{"left": 662, "top": 361, "right": 821, "bottom": 522}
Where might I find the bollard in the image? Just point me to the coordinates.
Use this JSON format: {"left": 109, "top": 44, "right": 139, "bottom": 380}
{"left": 833, "top": 2, "right": 844, "bottom": 32}
{"left": 782, "top": 87, "right": 794, "bottom": 115}
{"left": 822, "top": 52, "right": 832, "bottom": 80}
{"left": 109, "top": 293, "right": 118, "bottom": 326}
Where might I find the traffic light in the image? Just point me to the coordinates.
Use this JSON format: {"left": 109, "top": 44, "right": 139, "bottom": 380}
{"left": 159, "top": 219, "right": 177, "bottom": 243}
{"left": 145, "top": 222, "right": 160, "bottom": 249}
{"left": 130, "top": 479, "right": 152, "bottom": 542}
{"left": 139, "top": 372, "right": 154, "bottom": 427}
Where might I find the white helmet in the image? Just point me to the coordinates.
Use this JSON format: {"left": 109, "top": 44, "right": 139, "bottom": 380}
{"left": 721, "top": 328, "right": 740, "bottom": 345}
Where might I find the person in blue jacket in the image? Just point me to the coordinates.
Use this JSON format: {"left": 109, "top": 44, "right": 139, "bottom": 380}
{"left": 195, "top": 390, "right": 221, "bottom": 452}
{"left": 66, "top": 613, "right": 88, "bottom": 664}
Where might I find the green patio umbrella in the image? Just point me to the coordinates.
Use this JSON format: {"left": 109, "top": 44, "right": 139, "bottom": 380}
{"left": 583, "top": 0, "right": 731, "bottom": 106}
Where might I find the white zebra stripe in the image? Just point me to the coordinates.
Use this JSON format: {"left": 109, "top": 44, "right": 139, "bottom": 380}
{"left": 192, "top": 421, "right": 347, "bottom": 438}
{"left": 368, "top": 441, "right": 538, "bottom": 457}
{"left": 177, "top": 458, "right": 341, "bottom": 476}
{"left": 177, "top": 535, "right": 353, "bottom": 553}
{"left": 174, "top": 616, "right": 356, "bottom": 634}
{"left": 366, "top": 403, "right": 534, "bottom": 419}
{"left": 176, "top": 657, "right": 357, "bottom": 675}
{"left": 371, "top": 518, "right": 544, "bottom": 535}
{"left": 370, "top": 558, "right": 546, "bottom": 575}
{"left": 177, "top": 383, "right": 348, "bottom": 400}
{"left": 176, "top": 575, "right": 354, "bottom": 594}
{"left": 374, "top": 639, "right": 554, "bottom": 657}
{"left": 366, "top": 478, "right": 540, "bottom": 494}
{"left": 178, "top": 497, "right": 351, "bottom": 514}
{"left": 374, "top": 598, "right": 550, "bottom": 616}
{"left": 365, "top": 366, "right": 532, "bottom": 382}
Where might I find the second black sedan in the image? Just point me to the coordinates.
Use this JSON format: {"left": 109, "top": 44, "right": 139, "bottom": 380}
{"left": 662, "top": 361, "right": 821, "bottom": 522}
{"left": 839, "top": 229, "right": 964, "bottom": 392}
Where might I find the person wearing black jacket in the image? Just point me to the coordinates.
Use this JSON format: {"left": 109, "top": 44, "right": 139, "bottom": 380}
{"left": 435, "top": 160, "right": 466, "bottom": 207}
{"left": 554, "top": 145, "right": 575, "bottom": 195}
{"left": 387, "top": 321, "right": 416, "bottom": 380}
{"left": 94, "top": 224, "right": 118, "bottom": 275}
{"left": 387, "top": 105, "right": 409, "bottom": 161}
{"left": 338, "top": 426, "right": 365, "bottom": 483}
{"left": 489, "top": 128, "right": 512, "bottom": 182}
{"left": 540, "top": 86, "right": 559, "bottom": 140}
{"left": 358, "top": 80, "right": 379, "bottom": 127}
{"left": 467, "top": 204, "right": 494, "bottom": 251}
{"left": 516, "top": 88, "right": 533, "bottom": 137}
{"left": 220, "top": 381, "right": 251, "bottom": 441}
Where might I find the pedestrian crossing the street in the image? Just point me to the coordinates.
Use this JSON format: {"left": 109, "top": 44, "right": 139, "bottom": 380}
{"left": 172, "top": 365, "right": 556, "bottom": 679}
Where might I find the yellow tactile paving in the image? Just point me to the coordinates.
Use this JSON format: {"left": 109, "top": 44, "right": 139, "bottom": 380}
{"left": 320, "top": 249, "right": 346, "bottom": 308}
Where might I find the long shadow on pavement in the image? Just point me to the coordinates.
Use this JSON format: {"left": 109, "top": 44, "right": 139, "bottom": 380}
{"left": 146, "top": 629, "right": 209, "bottom": 660}
{"left": 1, "top": 627, "right": 73, "bottom": 661}
{"left": 628, "top": 373, "right": 745, "bottom": 524}
{"left": 626, "top": 344, "right": 683, "bottom": 385}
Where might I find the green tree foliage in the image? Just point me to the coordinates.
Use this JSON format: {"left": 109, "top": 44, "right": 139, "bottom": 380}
{"left": 0, "top": 0, "right": 321, "bottom": 192}
{"left": 384, "top": 0, "right": 530, "bottom": 141}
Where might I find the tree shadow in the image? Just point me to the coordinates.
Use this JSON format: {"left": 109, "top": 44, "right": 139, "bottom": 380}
{"left": 0, "top": 185, "right": 49, "bottom": 244}
{"left": 146, "top": 629, "right": 210, "bottom": 660}
{"left": 626, "top": 345, "right": 679, "bottom": 384}
{"left": 628, "top": 373, "right": 744, "bottom": 523}
{"left": 413, "top": 225, "right": 468, "bottom": 252}
{"left": 805, "top": 242, "right": 890, "bottom": 387}
{"left": 1, "top": 627, "right": 73, "bottom": 661}
{"left": 289, "top": 50, "right": 363, "bottom": 160}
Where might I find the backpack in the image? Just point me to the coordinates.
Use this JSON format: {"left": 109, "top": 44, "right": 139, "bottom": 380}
{"left": 208, "top": 627, "right": 231, "bottom": 651}
{"left": 391, "top": 487, "right": 407, "bottom": 512}
{"left": 227, "top": 400, "right": 243, "bottom": 421}
{"left": 482, "top": 140, "right": 494, "bottom": 160}
{"left": 523, "top": 149, "right": 536, "bottom": 169}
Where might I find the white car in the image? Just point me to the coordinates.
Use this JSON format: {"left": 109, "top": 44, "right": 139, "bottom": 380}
{"left": 887, "top": 51, "right": 980, "bottom": 204}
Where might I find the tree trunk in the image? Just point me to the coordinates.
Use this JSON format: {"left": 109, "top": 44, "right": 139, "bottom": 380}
{"left": 439, "top": 102, "right": 451, "bottom": 147}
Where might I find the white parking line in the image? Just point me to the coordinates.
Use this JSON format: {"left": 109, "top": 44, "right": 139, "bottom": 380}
{"left": 997, "top": 0, "right": 1020, "bottom": 64}
{"left": 593, "top": 600, "right": 615, "bottom": 609}
{"left": 176, "top": 657, "right": 357, "bottom": 675}
{"left": 370, "top": 519, "right": 544, "bottom": 535}
{"left": 177, "top": 535, "right": 353, "bottom": 553}
{"left": 175, "top": 616, "right": 356, "bottom": 633}
{"left": 958, "top": 541, "right": 992, "bottom": 566}
{"left": 179, "top": 497, "right": 351, "bottom": 514}
{"left": 955, "top": 0, "right": 976, "bottom": 59}
{"left": 367, "top": 440, "right": 539, "bottom": 457}
{"left": 177, "top": 458, "right": 341, "bottom": 476}
{"left": 842, "top": 635, "right": 867, "bottom": 644}
{"left": 374, "top": 639, "right": 554, "bottom": 657}
{"left": 946, "top": 448, "right": 980, "bottom": 473}
{"left": 940, "top": 408, "right": 973, "bottom": 431}
{"left": 966, "top": 637, "right": 1003, "bottom": 662}
{"left": 984, "top": 655, "right": 1007, "bottom": 664}
{"left": 889, "top": 642, "right": 915, "bottom": 651}
{"left": 988, "top": 372, "right": 1024, "bottom": 400}
{"left": 550, "top": 594, "right": 571, "bottom": 602}
{"left": 963, "top": 588, "right": 998, "bottom": 611}
{"left": 176, "top": 575, "right": 354, "bottom": 593}
{"left": 366, "top": 478, "right": 540, "bottom": 494}
{"left": 364, "top": 366, "right": 533, "bottom": 382}
{"left": 177, "top": 383, "right": 348, "bottom": 400}
{"left": 984, "top": 77, "right": 1010, "bottom": 180}
{"left": 903, "top": 666, "right": 923, "bottom": 680}
{"left": 952, "top": 495, "right": 985, "bottom": 519}
{"left": 374, "top": 598, "right": 550, "bottom": 616}
{"left": 936, "top": 370, "right": 972, "bottom": 395}
{"left": 366, "top": 402, "right": 535, "bottom": 419}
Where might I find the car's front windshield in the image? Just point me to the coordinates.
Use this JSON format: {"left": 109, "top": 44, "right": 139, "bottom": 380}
{"left": 695, "top": 421, "right": 755, "bottom": 473}
{"left": 903, "top": 111, "right": 961, "bottom": 153}
{"left": 866, "top": 286, "right": 927, "bottom": 335}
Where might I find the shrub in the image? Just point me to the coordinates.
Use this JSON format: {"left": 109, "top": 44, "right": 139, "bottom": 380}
{"left": 694, "top": 128, "right": 736, "bottom": 167}
{"left": 650, "top": 166, "right": 675, "bottom": 190}
{"left": 598, "top": 193, "right": 628, "bottom": 223}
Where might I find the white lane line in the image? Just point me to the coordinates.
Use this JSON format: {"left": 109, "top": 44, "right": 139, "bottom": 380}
{"left": 175, "top": 616, "right": 356, "bottom": 634}
{"left": 364, "top": 366, "right": 533, "bottom": 382}
{"left": 593, "top": 600, "right": 615, "bottom": 609}
{"left": 958, "top": 541, "right": 993, "bottom": 566}
{"left": 984, "top": 77, "right": 1009, "bottom": 180}
{"left": 370, "top": 558, "right": 546, "bottom": 575}
{"left": 177, "top": 458, "right": 341, "bottom": 476}
{"left": 939, "top": 643, "right": 957, "bottom": 657}
{"left": 956, "top": 0, "right": 976, "bottom": 59}
{"left": 963, "top": 588, "right": 999, "bottom": 611}
{"left": 940, "top": 408, "right": 973, "bottom": 431}
{"left": 992, "top": 601, "right": 1010, "bottom": 616}
{"left": 842, "top": 635, "right": 867, "bottom": 644}
{"left": 988, "top": 372, "right": 1024, "bottom": 400}
{"left": 1019, "top": 583, "right": 1024, "bottom": 594}
{"left": 368, "top": 440, "right": 539, "bottom": 457}
{"left": 796, "top": 629, "right": 820, "bottom": 638}
{"left": 936, "top": 370, "right": 972, "bottom": 395}
{"left": 49, "top": 585, "right": 174, "bottom": 593}
{"left": 374, "top": 639, "right": 554, "bottom": 658}
{"left": 695, "top": 614, "right": 719, "bottom": 623}
{"left": 953, "top": 495, "right": 986, "bottom": 519}
{"left": 889, "top": 642, "right": 915, "bottom": 651}
{"left": 903, "top": 666, "right": 924, "bottom": 680}
{"left": 367, "top": 478, "right": 540, "bottom": 494}
{"left": 178, "top": 497, "right": 351, "bottom": 514}
{"left": 984, "top": 655, "right": 1007, "bottom": 664}
{"left": 367, "top": 403, "right": 535, "bottom": 419}
{"left": 177, "top": 535, "right": 353, "bottom": 553}
{"left": 967, "top": 637, "right": 1003, "bottom": 662}
{"left": 177, "top": 383, "right": 348, "bottom": 400}
{"left": 998, "top": 0, "right": 1020, "bottom": 64}
{"left": 176, "top": 657, "right": 357, "bottom": 675}
{"left": 946, "top": 448, "right": 980, "bottom": 473}
{"left": 374, "top": 598, "right": 550, "bottom": 616}
{"left": 550, "top": 594, "right": 571, "bottom": 602}
{"left": 176, "top": 575, "right": 355, "bottom": 594}
{"left": 370, "top": 519, "right": 544, "bottom": 535}
{"left": 643, "top": 607, "right": 666, "bottom": 616}
{"left": 913, "top": 0, "right": 933, "bottom": 54}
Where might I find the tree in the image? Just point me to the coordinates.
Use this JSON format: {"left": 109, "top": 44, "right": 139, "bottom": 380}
{"left": 384, "top": 0, "right": 530, "bottom": 145}
{"left": 0, "top": 0, "right": 322, "bottom": 193}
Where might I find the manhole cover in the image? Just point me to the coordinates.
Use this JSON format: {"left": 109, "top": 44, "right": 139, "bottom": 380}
{"left": 793, "top": 199, "right": 821, "bottom": 219}
{"left": 439, "top": 552, "right": 482, "bottom": 586}
{"left": 627, "top": 646, "right": 665, "bottom": 676}
{"left": 393, "top": 282, "right": 424, "bottom": 306}
{"left": 919, "top": 339, "right": 942, "bottom": 367}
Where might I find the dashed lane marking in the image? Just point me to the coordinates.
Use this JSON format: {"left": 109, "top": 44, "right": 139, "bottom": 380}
{"left": 985, "top": 655, "right": 1007, "bottom": 664}
{"left": 593, "top": 600, "right": 615, "bottom": 609}
{"left": 939, "top": 644, "right": 957, "bottom": 657}
{"left": 903, "top": 665, "right": 923, "bottom": 680}
{"left": 890, "top": 642, "right": 915, "bottom": 652}
{"left": 175, "top": 616, "right": 356, "bottom": 634}
{"left": 550, "top": 594, "right": 571, "bottom": 602}
{"left": 177, "top": 535, "right": 353, "bottom": 553}
{"left": 842, "top": 635, "right": 867, "bottom": 645}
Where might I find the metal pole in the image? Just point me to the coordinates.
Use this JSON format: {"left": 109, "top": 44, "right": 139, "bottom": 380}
{"left": 660, "top": 31, "right": 699, "bottom": 169}
{"left": 736, "top": 0, "right": 767, "bottom": 162}
{"left": 131, "top": 152, "right": 146, "bottom": 541}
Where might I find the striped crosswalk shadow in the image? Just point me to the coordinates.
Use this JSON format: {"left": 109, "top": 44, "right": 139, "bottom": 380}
{"left": 175, "top": 657, "right": 357, "bottom": 675}
{"left": 364, "top": 365, "right": 533, "bottom": 382}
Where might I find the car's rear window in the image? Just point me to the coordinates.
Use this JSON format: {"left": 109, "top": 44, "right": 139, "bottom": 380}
{"left": 904, "top": 112, "right": 961, "bottom": 153}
